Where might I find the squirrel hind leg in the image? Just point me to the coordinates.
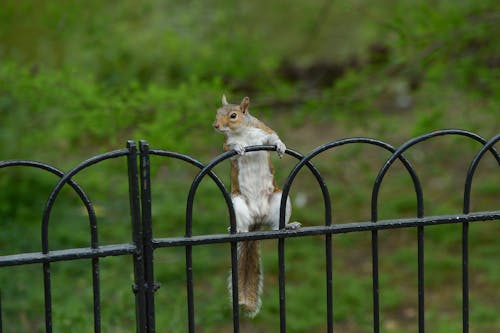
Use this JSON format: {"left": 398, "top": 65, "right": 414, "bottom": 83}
{"left": 232, "top": 195, "right": 252, "bottom": 233}
{"left": 268, "top": 191, "right": 302, "bottom": 230}
{"left": 285, "top": 221, "right": 302, "bottom": 230}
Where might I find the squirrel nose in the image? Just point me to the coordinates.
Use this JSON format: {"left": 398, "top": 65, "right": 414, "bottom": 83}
{"left": 213, "top": 122, "right": 220, "bottom": 129}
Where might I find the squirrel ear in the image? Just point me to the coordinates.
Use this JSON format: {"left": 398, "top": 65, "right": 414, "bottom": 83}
{"left": 222, "top": 94, "right": 229, "bottom": 106}
{"left": 240, "top": 96, "right": 250, "bottom": 113}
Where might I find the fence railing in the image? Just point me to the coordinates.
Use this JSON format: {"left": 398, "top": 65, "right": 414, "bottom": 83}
{"left": 0, "top": 129, "right": 499, "bottom": 333}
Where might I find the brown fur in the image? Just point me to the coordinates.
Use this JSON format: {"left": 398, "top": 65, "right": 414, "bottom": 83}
{"left": 230, "top": 158, "right": 241, "bottom": 195}
{"left": 237, "top": 240, "right": 262, "bottom": 316}
{"left": 213, "top": 105, "right": 246, "bottom": 131}
{"left": 255, "top": 120, "right": 275, "bottom": 135}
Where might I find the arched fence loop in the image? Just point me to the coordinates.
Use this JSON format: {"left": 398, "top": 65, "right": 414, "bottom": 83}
{"left": 39, "top": 146, "right": 131, "bottom": 333}
{"left": 369, "top": 129, "right": 500, "bottom": 333}
{"left": 0, "top": 130, "right": 498, "bottom": 333}
{"left": 0, "top": 159, "right": 101, "bottom": 333}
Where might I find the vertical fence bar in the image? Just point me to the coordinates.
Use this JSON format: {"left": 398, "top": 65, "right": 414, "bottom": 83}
{"left": 462, "top": 166, "right": 471, "bottom": 333}
{"left": 128, "top": 141, "right": 148, "bottom": 333}
{"left": 323, "top": 174, "right": 333, "bottom": 333}
{"left": 278, "top": 237, "right": 286, "bottom": 333}
{"left": 92, "top": 257, "right": 101, "bottom": 333}
{"left": 43, "top": 262, "right": 52, "bottom": 333}
{"left": 186, "top": 183, "right": 195, "bottom": 333}
{"left": 417, "top": 226, "right": 424, "bottom": 333}
{"left": 325, "top": 233, "right": 333, "bottom": 333}
{"left": 462, "top": 221, "right": 469, "bottom": 333}
{"left": 139, "top": 141, "right": 156, "bottom": 332}
{"left": 229, "top": 227, "right": 240, "bottom": 333}
{"left": 185, "top": 165, "right": 195, "bottom": 333}
{"left": 371, "top": 172, "right": 381, "bottom": 333}
{"left": 0, "top": 290, "right": 3, "bottom": 333}
{"left": 186, "top": 246, "right": 195, "bottom": 333}
{"left": 416, "top": 169, "right": 425, "bottom": 333}
{"left": 90, "top": 186, "right": 102, "bottom": 333}
{"left": 371, "top": 230, "right": 380, "bottom": 333}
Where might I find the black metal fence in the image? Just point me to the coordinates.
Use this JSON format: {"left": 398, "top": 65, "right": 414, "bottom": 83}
{"left": 0, "top": 129, "right": 499, "bottom": 333}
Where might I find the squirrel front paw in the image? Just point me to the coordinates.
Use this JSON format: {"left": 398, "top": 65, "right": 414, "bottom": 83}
{"left": 276, "top": 141, "right": 286, "bottom": 158}
{"left": 232, "top": 144, "right": 246, "bottom": 156}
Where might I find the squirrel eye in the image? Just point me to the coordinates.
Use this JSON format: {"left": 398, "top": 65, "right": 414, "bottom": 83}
{"left": 230, "top": 113, "right": 238, "bottom": 119}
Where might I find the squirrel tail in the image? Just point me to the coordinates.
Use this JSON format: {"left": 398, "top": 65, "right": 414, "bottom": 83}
{"left": 229, "top": 240, "right": 263, "bottom": 317}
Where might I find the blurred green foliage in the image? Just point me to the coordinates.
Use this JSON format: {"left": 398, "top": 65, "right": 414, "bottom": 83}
{"left": 0, "top": 0, "right": 499, "bottom": 332}
{"left": 1, "top": 0, "right": 498, "bottom": 161}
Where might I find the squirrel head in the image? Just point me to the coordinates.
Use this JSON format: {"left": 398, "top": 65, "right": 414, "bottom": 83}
{"left": 213, "top": 95, "right": 250, "bottom": 134}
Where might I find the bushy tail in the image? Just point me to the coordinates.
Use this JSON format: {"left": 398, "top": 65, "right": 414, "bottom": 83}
{"left": 229, "top": 240, "right": 263, "bottom": 317}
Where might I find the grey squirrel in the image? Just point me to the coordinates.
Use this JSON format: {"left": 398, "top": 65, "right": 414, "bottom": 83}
{"left": 213, "top": 95, "right": 301, "bottom": 317}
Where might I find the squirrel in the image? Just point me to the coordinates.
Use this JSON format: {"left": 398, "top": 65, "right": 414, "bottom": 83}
{"left": 213, "top": 95, "right": 301, "bottom": 317}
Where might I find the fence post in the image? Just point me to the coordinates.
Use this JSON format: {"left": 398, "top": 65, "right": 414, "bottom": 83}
{"left": 139, "top": 140, "right": 157, "bottom": 332}
{"left": 127, "top": 141, "right": 149, "bottom": 333}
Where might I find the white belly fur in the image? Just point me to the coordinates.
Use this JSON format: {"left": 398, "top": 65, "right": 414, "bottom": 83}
{"left": 236, "top": 151, "right": 274, "bottom": 220}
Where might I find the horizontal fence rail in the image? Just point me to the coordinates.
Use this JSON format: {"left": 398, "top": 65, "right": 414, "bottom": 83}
{"left": 0, "top": 130, "right": 498, "bottom": 333}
